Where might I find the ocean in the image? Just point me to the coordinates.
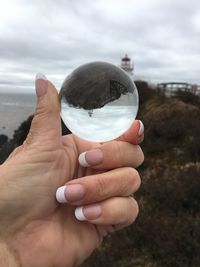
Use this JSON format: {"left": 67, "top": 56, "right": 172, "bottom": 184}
{"left": 0, "top": 92, "right": 36, "bottom": 138}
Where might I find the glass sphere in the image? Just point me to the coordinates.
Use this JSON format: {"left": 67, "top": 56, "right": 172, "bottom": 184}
{"left": 60, "top": 62, "right": 139, "bottom": 142}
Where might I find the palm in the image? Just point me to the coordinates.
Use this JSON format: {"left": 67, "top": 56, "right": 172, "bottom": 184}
{"left": 8, "top": 133, "right": 103, "bottom": 267}
{"left": 22, "top": 203, "right": 99, "bottom": 267}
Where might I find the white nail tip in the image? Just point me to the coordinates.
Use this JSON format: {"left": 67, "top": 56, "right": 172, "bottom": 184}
{"left": 138, "top": 121, "right": 144, "bottom": 136}
{"left": 56, "top": 186, "right": 68, "bottom": 203}
{"left": 78, "top": 152, "right": 90, "bottom": 167}
{"left": 75, "top": 207, "right": 87, "bottom": 221}
{"left": 36, "top": 73, "right": 47, "bottom": 81}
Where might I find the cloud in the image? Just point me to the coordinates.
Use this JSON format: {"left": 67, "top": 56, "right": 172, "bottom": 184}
{"left": 0, "top": 0, "right": 200, "bottom": 93}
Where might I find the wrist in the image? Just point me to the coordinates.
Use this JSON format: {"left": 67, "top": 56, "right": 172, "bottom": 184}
{"left": 0, "top": 242, "right": 20, "bottom": 267}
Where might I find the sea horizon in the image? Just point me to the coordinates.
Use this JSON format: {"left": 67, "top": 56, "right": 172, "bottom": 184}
{"left": 0, "top": 92, "right": 36, "bottom": 138}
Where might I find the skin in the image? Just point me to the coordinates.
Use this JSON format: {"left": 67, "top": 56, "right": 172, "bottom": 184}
{"left": 0, "top": 79, "right": 144, "bottom": 267}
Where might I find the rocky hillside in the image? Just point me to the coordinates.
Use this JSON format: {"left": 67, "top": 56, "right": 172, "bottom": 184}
{"left": 0, "top": 82, "right": 199, "bottom": 267}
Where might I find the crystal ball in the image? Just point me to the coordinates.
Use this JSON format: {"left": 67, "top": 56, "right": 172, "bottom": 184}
{"left": 59, "top": 62, "right": 139, "bottom": 142}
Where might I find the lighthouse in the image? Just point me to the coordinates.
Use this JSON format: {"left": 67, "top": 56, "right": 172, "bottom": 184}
{"left": 120, "top": 54, "right": 134, "bottom": 78}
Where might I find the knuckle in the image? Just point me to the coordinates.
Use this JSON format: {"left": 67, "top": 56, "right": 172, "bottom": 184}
{"left": 96, "top": 176, "right": 108, "bottom": 197}
{"left": 35, "top": 103, "right": 48, "bottom": 116}
{"left": 132, "top": 171, "right": 141, "bottom": 191}
{"left": 121, "top": 168, "right": 141, "bottom": 195}
{"left": 36, "top": 102, "right": 60, "bottom": 117}
{"left": 127, "top": 198, "right": 139, "bottom": 224}
{"left": 110, "top": 141, "right": 124, "bottom": 164}
{"left": 125, "top": 167, "right": 137, "bottom": 178}
{"left": 125, "top": 167, "right": 140, "bottom": 187}
{"left": 115, "top": 142, "right": 124, "bottom": 158}
{"left": 136, "top": 146, "right": 144, "bottom": 166}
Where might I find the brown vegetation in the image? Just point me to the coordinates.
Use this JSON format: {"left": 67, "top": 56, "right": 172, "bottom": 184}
{"left": 81, "top": 81, "right": 200, "bottom": 267}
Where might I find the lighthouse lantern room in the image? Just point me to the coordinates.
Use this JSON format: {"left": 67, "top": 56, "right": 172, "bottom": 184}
{"left": 120, "top": 54, "right": 134, "bottom": 78}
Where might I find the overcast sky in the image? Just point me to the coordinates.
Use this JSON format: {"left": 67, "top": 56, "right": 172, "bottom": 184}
{"left": 0, "top": 0, "right": 200, "bottom": 93}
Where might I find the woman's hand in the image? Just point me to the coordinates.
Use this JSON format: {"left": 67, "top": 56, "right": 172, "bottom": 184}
{"left": 0, "top": 74, "right": 144, "bottom": 267}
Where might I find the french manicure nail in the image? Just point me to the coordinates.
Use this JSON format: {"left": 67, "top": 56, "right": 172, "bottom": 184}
{"left": 75, "top": 207, "right": 87, "bottom": 221}
{"left": 78, "top": 152, "right": 90, "bottom": 167}
{"left": 138, "top": 120, "right": 144, "bottom": 136}
{"left": 35, "top": 73, "right": 47, "bottom": 97}
{"left": 75, "top": 204, "right": 102, "bottom": 221}
{"left": 56, "top": 184, "right": 85, "bottom": 203}
{"left": 36, "top": 73, "right": 47, "bottom": 80}
{"left": 56, "top": 186, "right": 67, "bottom": 203}
{"left": 79, "top": 149, "right": 103, "bottom": 167}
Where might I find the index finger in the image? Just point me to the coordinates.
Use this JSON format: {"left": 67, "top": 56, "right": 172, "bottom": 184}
{"left": 117, "top": 120, "right": 144, "bottom": 145}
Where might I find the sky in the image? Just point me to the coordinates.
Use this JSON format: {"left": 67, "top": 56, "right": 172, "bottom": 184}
{"left": 0, "top": 0, "right": 200, "bottom": 93}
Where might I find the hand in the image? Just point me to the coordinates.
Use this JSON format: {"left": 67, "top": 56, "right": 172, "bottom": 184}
{"left": 0, "top": 74, "right": 144, "bottom": 267}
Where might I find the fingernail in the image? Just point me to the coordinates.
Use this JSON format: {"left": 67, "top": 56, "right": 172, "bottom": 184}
{"left": 56, "top": 186, "right": 67, "bottom": 203}
{"left": 56, "top": 184, "right": 85, "bottom": 203}
{"left": 75, "top": 204, "right": 102, "bottom": 221}
{"left": 79, "top": 149, "right": 103, "bottom": 167}
{"left": 138, "top": 120, "right": 144, "bottom": 136}
{"left": 35, "top": 73, "right": 47, "bottom": 97}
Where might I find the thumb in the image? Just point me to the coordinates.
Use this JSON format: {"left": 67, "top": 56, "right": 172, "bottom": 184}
{"left": 26, "top": 73, "right": 61, "bottom": 144}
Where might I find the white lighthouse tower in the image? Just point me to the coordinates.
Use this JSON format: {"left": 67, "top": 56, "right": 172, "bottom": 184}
{"left": 120, "top": 54, "right": 134, "bottom": 78}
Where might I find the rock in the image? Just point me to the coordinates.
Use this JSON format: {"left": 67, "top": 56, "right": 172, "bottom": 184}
{"left": 0, "top": 134, "right": 8, "bottom": 147}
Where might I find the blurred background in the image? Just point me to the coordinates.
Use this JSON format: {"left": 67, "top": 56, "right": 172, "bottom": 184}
{"left": 0, "top": 0, "right": 200, "bottom": 266}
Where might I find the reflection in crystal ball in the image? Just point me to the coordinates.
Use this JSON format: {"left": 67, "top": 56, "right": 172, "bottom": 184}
{"left": 59, "top": 62, "right": 139, "bottom": 142}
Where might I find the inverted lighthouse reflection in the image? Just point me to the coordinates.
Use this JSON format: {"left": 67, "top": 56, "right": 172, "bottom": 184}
{"left": 60, "top": 62, "right": 139, "bottom": 142}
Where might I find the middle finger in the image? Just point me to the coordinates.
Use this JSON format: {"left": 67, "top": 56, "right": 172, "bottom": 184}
{"left": 56, "top": 167, "right": 141, "bottom": 205}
